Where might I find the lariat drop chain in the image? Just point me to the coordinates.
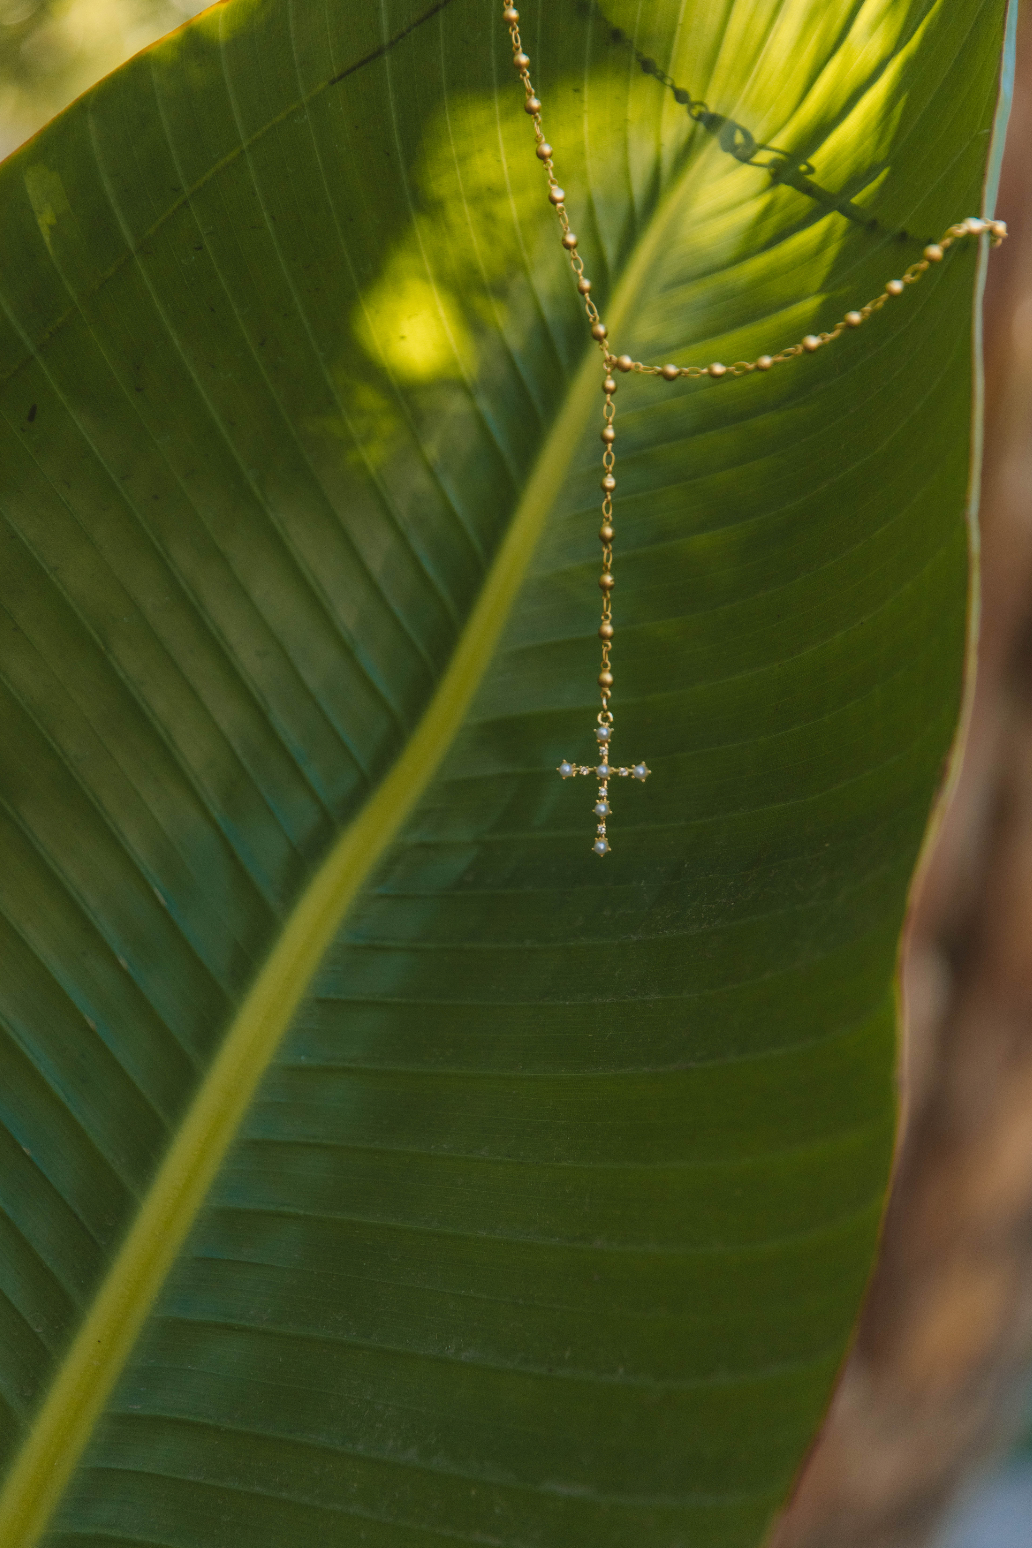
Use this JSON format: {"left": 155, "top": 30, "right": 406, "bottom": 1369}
{"left": 501, "top": 3, "right": 1006, "bottom": 857}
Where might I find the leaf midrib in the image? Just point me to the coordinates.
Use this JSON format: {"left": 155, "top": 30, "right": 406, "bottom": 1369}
{"left": 0, "top": 90, "right": 707, "bottom": 1545}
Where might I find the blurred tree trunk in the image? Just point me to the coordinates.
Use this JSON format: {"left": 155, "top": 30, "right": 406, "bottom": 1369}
{"left": 772, "top": 9, "right": 1032, "bottom": 1545}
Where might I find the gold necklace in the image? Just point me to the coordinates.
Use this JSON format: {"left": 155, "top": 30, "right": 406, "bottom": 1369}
{"left": 502, "top": 3, "right": 1006, "bottom": 857}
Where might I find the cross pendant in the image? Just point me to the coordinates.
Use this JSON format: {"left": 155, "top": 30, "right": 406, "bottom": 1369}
{"left": 557, "top": 721, "right": 650, "bottom": 856}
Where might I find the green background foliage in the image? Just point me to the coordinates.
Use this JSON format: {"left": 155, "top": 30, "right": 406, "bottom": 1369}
{"left": 0, "top": 0, "right": 1009, "bottom": 1542}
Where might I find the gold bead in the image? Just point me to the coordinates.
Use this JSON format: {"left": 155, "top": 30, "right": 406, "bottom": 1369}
{"left": 601, "top": 474, "right": 616, "bottom": 492}
{"left": 599, "top": 572, "right": 615, "bottom": 591}
{"left": 845, "top": 310, "right": 863, "bottom": 326}
{"left": 661, "top": 363, "right": 680, "bottom": 381}
{"left": 802, "top": 335, "right": 821, "bottom": 352}
{"left": 602, "top": 376, "right": 617, "bottom": 394}
{"left": 599, "top": 621, "right": 614, "bottom": 640}
{"left": 599, "top": 524, "right": 614, "bottom": 543}
{"left": 756, "top": 354, "right": 773, "bottom": 370}
{"left": 591, "top": 322, "right": 608, "bottom": 341}
{"left": 601, "top": 425, "right": 615, "bottom": 443}
{"left": 615, "top": 354, "right": 633, "bottom": 372}
{"left": 502, "top": 5, "right": 519, "bottom": 19}
{"left": 964, "top": 217, "right": 986, "bottom": 234}
{"left": 562, "top": 231, "right": 578, "bottom": 249}
{"left": 990, "top": 219, "right": 1008, "bottom": 240}
{"left": 513, "top": 50, "right": 530, "bottom": 68}
{"left": 577, "top": 277, "right": 592, "bottom": 295}
{"left": 598, "top": 670, "right": 614, "bottom": 689}
{"left": 548, "top": 185, "right": 565, "bottom": 204}
{"left": 885, "top": 279, "right": 904, "bottom": 296}
{"left": 525, "top": 96, "right": 541, "bottom": 114}
{"left": 536, "top": 142, "right": 552, "bottom": 161}
{"left": 924, "top": 243, "right": 944, "bottom": 262}
{"left": 708, "top": 361, "right": 727, "bottom": 377}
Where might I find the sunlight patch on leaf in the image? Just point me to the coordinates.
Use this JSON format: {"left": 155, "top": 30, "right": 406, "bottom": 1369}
{"left": 22, "top": 162, "right": 70, "bottom": 250}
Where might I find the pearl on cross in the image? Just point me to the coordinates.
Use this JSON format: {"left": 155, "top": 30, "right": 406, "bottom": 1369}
{"left": 556, "top": 721, "right": 649, "bottom": 855}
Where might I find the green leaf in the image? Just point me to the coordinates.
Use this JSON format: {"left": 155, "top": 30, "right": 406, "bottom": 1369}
{"left": 0, "top": 0, "right": 1010, "bottom": 1543}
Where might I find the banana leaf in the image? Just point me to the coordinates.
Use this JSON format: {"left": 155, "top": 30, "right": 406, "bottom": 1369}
{"left": 0, "top": 0, "right": 1012, "bottom": 1543}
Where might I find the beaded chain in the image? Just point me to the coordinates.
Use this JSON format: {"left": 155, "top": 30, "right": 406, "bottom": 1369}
{"left": 501, "top": 2, "right": 1007, "bottom": 857}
